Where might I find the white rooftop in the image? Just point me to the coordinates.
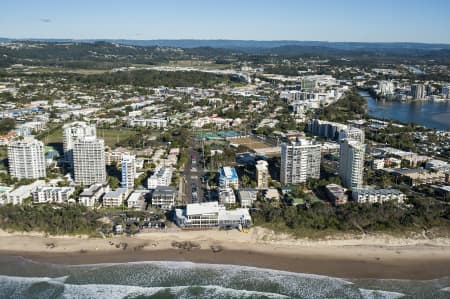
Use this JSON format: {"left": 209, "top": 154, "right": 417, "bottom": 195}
{"left": 186, "top": 201, "right": 219, "bottom": 216}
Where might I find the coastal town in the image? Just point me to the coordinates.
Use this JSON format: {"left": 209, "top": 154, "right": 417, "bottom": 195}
{"left": 0, "top": 41, "right": 449, "bottom": 239}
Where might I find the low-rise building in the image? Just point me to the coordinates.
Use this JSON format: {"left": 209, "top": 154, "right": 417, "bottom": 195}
{"left": 325, "top": 184, "right": 348, "bottom": 206}
{"left": 219, "top": 187, "right": 236, "bottom": 205}
{"left": 352, "top": 188, "right": 405, "bottom": 204}
{"left": 127, "top": 190, "right": 148, "bottom": 210}
{"left": 147, "top": 167, "right": 173, "bottom": 189}
{"left": 174, "top": 201, "right": 252, "bottom": 229}
{"left": 32, "top": 186, "right": 75, "bottom": 204}
{"left": 79, "top": 183, "right": 108, "bottom": 207}
{"left": 219, "top": 166, "right": 239, "bottom": 188}
{"left": 151, "top": 186, "right": 176, "bottom": 210}
{"left": 0, "top": 186, "right": 13, "bottom": 205}
{"left": 237, "top": 189, "right": 258, "bottom": 208}
{"left": 372, "top": 158, "right": 385, "bottom": 170}
{"left": 6, "top": 180, "right": 46, "bottom": 205}
{"left": 103, "top": 188, "right": 128, "bottom": 208}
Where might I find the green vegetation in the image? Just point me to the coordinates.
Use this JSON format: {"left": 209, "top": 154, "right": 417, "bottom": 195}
{"left": 38, "top": 126, "right": 142, "bottom": 148}
{"left": 251, "top": 196, "right": 450, "bottom": 238}
{"left": 317, "top": 91, "right": 367, "bottom": 122}
{"left": 0, "top": 118, "right": 15, "bottom": 135}
{"left": 0, "top": 205, "right": 105, "bottom": 235}
{"left": 73, "top": 70, "right": 232, "bottom": 88}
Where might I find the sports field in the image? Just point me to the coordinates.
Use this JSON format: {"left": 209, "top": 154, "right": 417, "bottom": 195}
{"left": 230, "top": 137, "right": 272, "bottom": 150}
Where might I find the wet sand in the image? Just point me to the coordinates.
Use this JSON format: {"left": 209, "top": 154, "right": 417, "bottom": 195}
{"left": 2, "top": 247, "right": 450, "bottom": 280}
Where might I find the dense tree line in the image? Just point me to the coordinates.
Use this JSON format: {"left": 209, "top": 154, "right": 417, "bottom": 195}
{"left": 316, "top": 92, "right": 367, "bottom": 122}
{"left": 0, "top": 204, "right": 104, "bottom": 235}
{"left": 69, "top": 70, "right": 231, "bottom": 88}
{"left": 252, "top": 196, "right": 450, "bottom": 236}
{"left": 0, "top": 118, "right": 15, "bottom": 135}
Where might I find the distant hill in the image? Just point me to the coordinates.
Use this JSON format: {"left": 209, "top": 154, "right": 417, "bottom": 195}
{"left": 2, "top": 38, "right": 450, "bottom": 51}
{"left": 1, "top": 39, "right": 449, "bottom": 69}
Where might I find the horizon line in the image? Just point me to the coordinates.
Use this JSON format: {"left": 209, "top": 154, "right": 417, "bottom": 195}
{"left": 1, "top": 37, "right": 450, "bottom": 46}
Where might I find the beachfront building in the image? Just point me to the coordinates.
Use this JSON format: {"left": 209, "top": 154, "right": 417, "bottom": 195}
{"left": 237, "top": 188, "right": 258, "bottom": 208}
{"left": 339, "top": 140, "right": 365, "bottom": 189}
{"left": 255, "top": 160, "right": 269, "bottom": 189}
{"left": 147, "top": 167, "right": 173, "bottom": 189}
{"left": 79, "top": 183, "right": 107, "bottom": 207}
{"left": 73, "top": 136, "right": 106, "bottom": 186}
{"left": 0, "top": 186, "right": 13, "bottom": 205}
{"left": 127, "top": 190, "right": 148, "bottom": 210}
{"left": 63, "top": 121, "right": 96, "bottom": 168}
{"left": 121, "top": 154, "right": 136, "bottom": 189}
{"left": 32, "top": 186, "right": 75, "bottom": 204}
{"left": 151, "top": 186, "right": 177, "bottom": 210}
{"left": 6, "top": 180, "right": 46, "bottom": 205}
{"left": 280, "top": 139, "right": 321, "bottom": 185}
{"left": 174, "top": 201, "right": 252, "bottom": 229}
{"left": 325, "top": 184, "right": 348, "bottom": 206}
{"left": 352, "top": 188, "right": 405, "bottom": 204}
{"left": 7, "top": 137, "right": 46, "bottom": 179}
{"left": 219, "top": 187, "right": 236, "bottom": 205}
{"left": 102, "top": 188, "right": 128, "bottom": 208}
{"left": 219, "top": 166, "right": 239, "bottom": 188}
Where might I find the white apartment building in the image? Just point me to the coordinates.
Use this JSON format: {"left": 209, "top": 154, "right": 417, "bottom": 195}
{"left": 352, "top": 188, "right": 405, "bottom": 204}
{"left": 238, "top": 189, "right": 258, "bottom": 208}
{"left": 255, "top": 160, "right": 269, "bottom": 189}
{"left": 339, "top": 140, "right": 365, "bottom": 189}
{"left": 219, "top": 187, "right": 236, "bottom": 205}
{"left": 103, "top": 188, "right": 128, "bottom": 208}
{"left": 32, "top": 186, "right": 75, "bottom": 204}
{"left": 73, "top": 136, "right": 106, "bottom": 186}
{"left": 219, "top": 166, "right": 239, "bottom": 189}
{"left": 147, "top": 167, "right": 173, "bottom": 189}
{"left": 6, "top": 180, "right": 46, "bottom": 205}
{"left": 280, "top": 139, "right": 321, "bottom": 185}
{"left": 121, "top": 154, "right": 136, "bottom": 189}
{"left": 151, "top": 186, "right": 176, "bottom": 210}
{"left": 79, "top": 183, "right": 107, "bottom": 207}
{"left": 63, "top": 121, "right": 96, "bottom": 168}
{"left": 338, "top": 127, "right": 365, "bottom": 144}
{"left": 8, "top": 137, "right": 46, "bottom": 179}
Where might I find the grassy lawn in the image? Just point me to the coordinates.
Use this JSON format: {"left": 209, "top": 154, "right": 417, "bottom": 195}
{"left": 39, "top": 126, "right": 141, "bottom": 149}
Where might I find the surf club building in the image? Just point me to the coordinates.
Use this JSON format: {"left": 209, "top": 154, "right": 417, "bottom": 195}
{"left": 174, "top": 201, "right": 252, "bottom": 229}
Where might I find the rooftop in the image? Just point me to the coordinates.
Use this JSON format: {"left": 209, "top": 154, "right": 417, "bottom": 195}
{"left": 186, "top": 201, "right": 219, "bottom": 216}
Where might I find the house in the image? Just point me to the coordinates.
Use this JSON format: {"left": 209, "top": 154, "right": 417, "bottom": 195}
{"left": 151, "top": 186, "right": 177, "bottom": 210}
{"left": 264, "top": 188, "right": 280, "bottom": 201}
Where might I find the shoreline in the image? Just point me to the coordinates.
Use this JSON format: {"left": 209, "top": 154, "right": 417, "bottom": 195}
{"left": 1, "top": 228, "right": 450, "bottom": 280}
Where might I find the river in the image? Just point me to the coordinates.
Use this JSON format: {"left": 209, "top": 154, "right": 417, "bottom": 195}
{"left": 359, "top": 91, "right": 450, "bottom": 131}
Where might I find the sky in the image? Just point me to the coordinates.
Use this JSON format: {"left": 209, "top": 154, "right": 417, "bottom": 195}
{"left": 1, "top": 0, "right": 450, "bottom": 43}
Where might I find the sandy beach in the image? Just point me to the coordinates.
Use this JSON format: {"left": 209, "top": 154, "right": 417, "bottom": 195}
{"left": 1, "top": 227, "right": 449, "bottom": 280}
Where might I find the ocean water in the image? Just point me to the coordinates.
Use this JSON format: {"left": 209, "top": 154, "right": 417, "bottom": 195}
{"left": 0, "top": 256, "right": 448, "bottom": 299}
